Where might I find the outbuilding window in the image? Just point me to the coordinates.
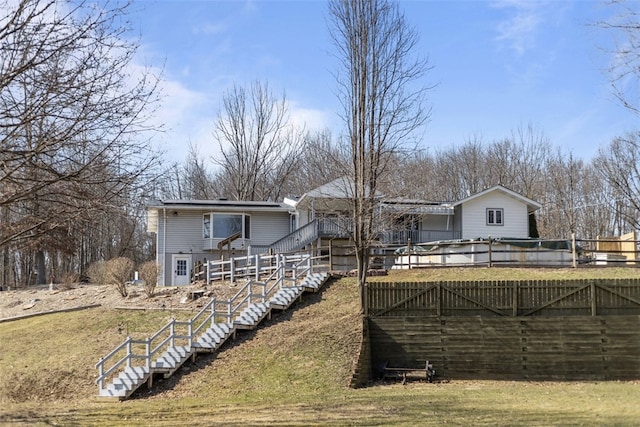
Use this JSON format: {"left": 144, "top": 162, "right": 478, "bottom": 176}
{"left": 487, "top": 208, "right": 503, "bottom": 226}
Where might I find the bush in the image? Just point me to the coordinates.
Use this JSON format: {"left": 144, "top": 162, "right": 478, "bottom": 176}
{"left": 59, "top": 272, "right": 80, "bottom": 290}
{"left": 138, "top": 261, "right": 160, "bottom": 298}
{"left": 87, "top": 261, "right": 109, "bottom": 286}
{"left": 105, "top": 257, "right": 134, "bottom": 297}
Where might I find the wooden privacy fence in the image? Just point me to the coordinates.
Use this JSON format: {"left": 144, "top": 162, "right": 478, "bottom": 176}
{"left": 365, "top": 279, "right": 640, "bottom": 317}
{"left": 366, "top": 315, "right": 640, "bottom": 381}
{"left": 356, "top": 279, "right": 640, "bottom": 382}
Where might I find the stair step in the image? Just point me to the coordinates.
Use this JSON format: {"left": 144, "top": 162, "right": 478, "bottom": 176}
{"left": 98, "top": 266, "right": 325, "bottom": 400}
{"left": 210, "top": 323, "right": 230, "bottom": 337}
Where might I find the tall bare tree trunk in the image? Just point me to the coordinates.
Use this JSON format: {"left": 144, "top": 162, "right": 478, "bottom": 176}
{"left": 328, "top": 0, "right": 431, "bottom": 311}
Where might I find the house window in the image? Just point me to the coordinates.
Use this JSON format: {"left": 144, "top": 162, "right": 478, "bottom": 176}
{"left": 203, "top": 214, "right": 211, "bottom": 238}
{"left": 487, "top": 208, "right": 503, "bottom": 226}
{"left": 203, "top": 213, "right": 251, "bottom": 239}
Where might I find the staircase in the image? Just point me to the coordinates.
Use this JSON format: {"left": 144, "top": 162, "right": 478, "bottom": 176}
{"left": 259, "top": 220, "right": 320, "bottom": 254}
{"left": 96, "top": 253, "right": 330, "bottom": 400}
{"left": 251, "top": 217, "right": 354, "bottom": 255}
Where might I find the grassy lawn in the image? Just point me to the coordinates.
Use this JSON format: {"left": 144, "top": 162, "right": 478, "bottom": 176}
{"left": 1, "top": 268, "right": 639, "bottom": 426}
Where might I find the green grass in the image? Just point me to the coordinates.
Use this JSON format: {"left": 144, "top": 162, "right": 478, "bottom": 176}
{"left": 1, "top": 269, "right": 639, "bottom": 426}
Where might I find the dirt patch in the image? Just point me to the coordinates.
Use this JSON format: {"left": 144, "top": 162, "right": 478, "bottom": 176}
{"left": 0, "top": 280, "right": 245, "bottom": 321}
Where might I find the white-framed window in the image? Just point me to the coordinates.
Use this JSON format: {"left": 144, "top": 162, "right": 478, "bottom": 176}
{"left": 486, "top": 208, "right": 503, "bottom": 226}
{"left": 203, "top": 213, "right": 251, "bottom": 239}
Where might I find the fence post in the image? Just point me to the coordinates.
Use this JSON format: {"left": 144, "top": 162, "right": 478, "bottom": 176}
{"left": 329, "top": 239, "right": 333, "bottom": 271}
{"left": 145, "top": 338, "right": 150, "bottom": 369}
{"left": 206, "top": 259, "right": 210, "bottom": 285}
{"left": 488, "top": 236, "right": 493, "bottom": 267}
{"left": 126, "top": 337, "right": 132, "bottom": 368}
{"left": 230, "top": 258, "right": 235, "bottom": 283}
{"left": 571, "top": 233, "right": 577, "bottom": 268}
{"left": 255, "top": 254, "right": 260, "bottom": 280}
{"left": 293, "top": 258, "right": 298, "bottom": 282}
{"left": 590, "top": 280, "right": 597, "bottom": 316}
{"left": 97, "top": 359, "right": 104, "bottom": 392}
{"left": 211, "top": 298, "right": 216, "bottom": 326}
{"left": 363, "top": 283, "right": 369, "bottom": 316}
{"left": 407, "top": 238, "right": 412, "bottom": 269}
{"left": 169, "top": 319, "right": 175, "bottom": 347}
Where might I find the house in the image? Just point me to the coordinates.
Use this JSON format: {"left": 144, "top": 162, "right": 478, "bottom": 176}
{"left": 451, "top": 185, "right": 541, "bottom": 240}
{"left": 146, "top": 181, "right": 541, "bottom": 286}
{"left": 146, "top": 199, "right": 295, "bottom": 287}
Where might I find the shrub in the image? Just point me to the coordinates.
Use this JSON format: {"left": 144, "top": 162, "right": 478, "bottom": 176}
{"left": 87, "top": 261, "right": 108, "bottom": 286}
{"left": 59, "top": 272, "right": 80, "bottom": 290}
{"left": 138, "top": 261, "right": 160, "bottom": 298}
{"left": 105, "top": 257, "right": 134, "bottom": 297}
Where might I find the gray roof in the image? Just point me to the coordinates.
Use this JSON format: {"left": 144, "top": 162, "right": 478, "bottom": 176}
{"left": 147, "top": 199, "right": 290, "bottom": 211}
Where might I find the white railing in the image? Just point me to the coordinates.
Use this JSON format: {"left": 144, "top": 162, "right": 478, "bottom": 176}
{"left": 96, "top": 251, "right": 321, "bottom": 395}
{"left": 95, "top": 296, "right": 232, "bottom": 394}
{"left": 205, "top": 252, "right": 314, "bottom": 284}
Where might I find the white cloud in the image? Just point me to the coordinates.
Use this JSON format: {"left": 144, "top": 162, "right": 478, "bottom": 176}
{"left": 492, "top": 1, "right": 543, "bottom": 55}
{"left": 151, "top": 76, "right": 219, "bottom": 163}
{"left": 288, "top": 101, "right": 336, "bottom": 132}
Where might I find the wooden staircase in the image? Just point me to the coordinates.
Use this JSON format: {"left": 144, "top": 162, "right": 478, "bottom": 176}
{"left": 96, "top": 254, "right": 330, "bottom": 400}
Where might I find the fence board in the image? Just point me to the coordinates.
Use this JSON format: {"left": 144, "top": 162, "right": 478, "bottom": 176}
{"left": 366, "top": 279, "right": 640, "bottom": 317}
{"left": 368, "top": 315, "right": 640, "bottom": 381}
{"left": 362, "top": 281, "right": 640, "bottom": 381}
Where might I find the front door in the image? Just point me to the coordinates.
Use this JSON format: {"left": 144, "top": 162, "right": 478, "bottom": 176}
{"left": 172, "top": 254, "right": 191, "bottom": 286}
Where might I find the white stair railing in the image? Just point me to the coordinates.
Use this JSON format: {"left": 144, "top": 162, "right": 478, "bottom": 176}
{"left": 97, "top": 251, "right": 328, "bottom": 398}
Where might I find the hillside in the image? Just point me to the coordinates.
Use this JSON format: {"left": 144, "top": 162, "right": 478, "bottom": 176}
{"left": 0, "top": 276, "right": 363, "bottom": 418}
{"left": 1, "top": 269, "right": 639, "bottom": 426}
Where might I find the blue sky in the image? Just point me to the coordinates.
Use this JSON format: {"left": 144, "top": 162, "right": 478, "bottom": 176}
{"left": 131, "top": 0, "right": 638, "bottom": 164}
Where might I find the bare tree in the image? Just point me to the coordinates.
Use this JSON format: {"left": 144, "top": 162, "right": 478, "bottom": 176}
{"left": 0, "top": 0, "right": 162, "bottom": 285}
{"left": 212, "top": 81, "right": 306, "bottom": 201}
{"left": 328, "top": 0, "right": 431, "bottom": 309}
{"left": 485, "top": 123, "right": 550, "bottom": 200}
{"left": 593, "top": 132, "right": 640, "bottom": 232}
{"left": 286, "top": 128, "right": 348, "bottom": 197}
{"left": 598, "top": 1, "right": 640, "bottom": 116}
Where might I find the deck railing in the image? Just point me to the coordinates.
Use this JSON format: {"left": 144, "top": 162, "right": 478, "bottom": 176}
{"left": 392, "top": 235, "right": 640, "bottom": 269}
{"left": 203, "top": 251, "right": 315, "bottom": 284}
{"left": 378, "top": 229, "right": 461, "bottom": 245}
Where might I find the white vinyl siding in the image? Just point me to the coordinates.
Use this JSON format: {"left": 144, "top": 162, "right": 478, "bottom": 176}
{"left": 420, "top": 215, "right": 452, "bottom": 231}
{"left": 165, "top": 211, "right": 203, "bottom": 253}
{"left": 461, "top": 192, "right": 528, "bottom": 239}
{"left": 250, "top": 211, "right": 291, "bottom": 245}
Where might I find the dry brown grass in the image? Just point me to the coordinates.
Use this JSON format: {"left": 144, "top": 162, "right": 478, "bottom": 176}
{"left": 371, "top": 266, "right": 640, "bottom": 282}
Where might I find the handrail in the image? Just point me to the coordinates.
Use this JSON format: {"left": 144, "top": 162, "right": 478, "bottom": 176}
{"left": 97, "top": 249, "right": 324, "bottom": 396}
{"left": 264, "top": 220, "right": 319, "bottom": 254}
{"left": 217, "top": 231, "right": 242, "bottom": 250}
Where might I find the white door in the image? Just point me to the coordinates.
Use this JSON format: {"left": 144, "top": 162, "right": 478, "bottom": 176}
{"left": 172, "top": 255, "right": 191, "bottom": 286}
